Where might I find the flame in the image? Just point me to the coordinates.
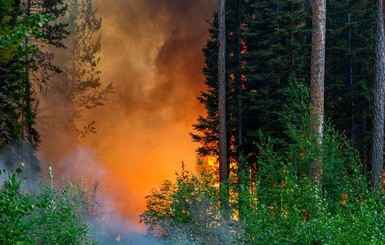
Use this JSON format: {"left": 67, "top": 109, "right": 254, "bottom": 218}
{"left": 340, "top": 193, "right": 348, "bottom": 206}
{"left": 207, "top": 156, "right": 218, "bottom": 168}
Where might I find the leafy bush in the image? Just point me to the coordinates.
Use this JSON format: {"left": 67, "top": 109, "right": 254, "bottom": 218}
{"left": 238, "top": 129, "right": 385, "bottom": 244}
{"left": 0, "top": 166, "right": 94, "bottom": 244}
{"left": 140, "top": 163, "right": 235, "bottom": 245}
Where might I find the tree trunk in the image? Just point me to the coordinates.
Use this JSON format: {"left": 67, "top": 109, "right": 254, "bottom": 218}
{"left": 309, "top": 0, "right": 326, "bottom": 186}
{"left": 218, "top": 0, "right": 229, "bottom": 216}
{"left": 370, "top": 0, "right": 385, "bottom": 193}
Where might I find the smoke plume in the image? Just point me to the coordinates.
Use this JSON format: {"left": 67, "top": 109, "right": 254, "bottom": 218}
{"left": 37, "top": 0, "right": 216, "bottom": 226}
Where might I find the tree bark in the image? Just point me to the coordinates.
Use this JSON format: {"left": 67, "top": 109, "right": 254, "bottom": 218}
{"left": 236, "top": 0, "right": 247, "bottom": 221}
{"left": 370, "top": 0, "right": 385, "bottom": 193}
{"left": 309, "top": 0, "right": 326, "bottom": 186}
{"left": 218, "top": 0, "right": 229, "bottom": 215}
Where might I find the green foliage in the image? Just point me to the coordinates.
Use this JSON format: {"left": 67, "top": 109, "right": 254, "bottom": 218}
{"left": 192, "top": 0, "right": 311, "bottom": 169}
{"left": 0, "top": 169, "right": 34, "bottom": 244}
{"left": 140, "top": 162, "right": 235, "bottom": 245}
{"left": 0, "top": 12, "right": 53, "bottom": 149}
{"left": 325, "top": 0, "right": 375, "bottom": 159}
{"left": 239, "top": 159, "right": 385, "bottom": 245}
{"left": 0, "top": 167, "right": 94, "bottom": 244}
{"left": 237, "top": 81, "right": 385, "bottom": 244}
{"left": 0, "top": 8, "right": 51, "bottom": 61}
{"left": 0, "top": 0, "right": 56, "bottom": 149}
{"left": 146, "top": 81, "right": 385, "bottom": 244}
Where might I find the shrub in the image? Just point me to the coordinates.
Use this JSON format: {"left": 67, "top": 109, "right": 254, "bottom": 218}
{"left": 237, "top": 81, "right": 385, "bottom": 244}
{"left": 0, "top": 166, "right": 94, "bottom": 244}
{"left": 140, "top": 162, "right": 235, "bottom": 245}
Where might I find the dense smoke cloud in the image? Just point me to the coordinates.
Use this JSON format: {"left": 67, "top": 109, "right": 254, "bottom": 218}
{"left": 37, "top": 0, "right": 216, "bottom": 224}
{"left": 95, "top": 0, "right": 215, "bottom": 122}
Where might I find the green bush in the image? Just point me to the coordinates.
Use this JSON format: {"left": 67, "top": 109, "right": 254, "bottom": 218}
{"left": 140, "top": 162, "right": 236, "bottom": 245}
{"left": 238, "top": 130, "right": 385, "bottom": 244}
{"left": 0, "top": 166, "right": 94, "bottom": 244}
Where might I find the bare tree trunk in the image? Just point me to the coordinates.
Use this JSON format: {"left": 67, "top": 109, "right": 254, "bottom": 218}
{"left": 309, "top": 0, "right": 326, "bottom": 186}
{"left": 236, "top": 0, "right": 247, "bottom": 221}
{"left": 218, "top": 0, "right": 229, "bottom": 216}
{"left": 370, "top": 0, "right": 385, "bottom": 193}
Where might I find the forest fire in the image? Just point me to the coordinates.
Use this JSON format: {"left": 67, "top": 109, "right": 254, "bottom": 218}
{"left": 36, "top": 0, "right": 217, "bottom": 223}
{"left": 3, "top": 0, "right": 385, "bottom": 243}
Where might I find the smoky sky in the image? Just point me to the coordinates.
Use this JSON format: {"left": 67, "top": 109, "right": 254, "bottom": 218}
{"left": 62, "top": 0, "right": 218, "bottom": 221}
{"left": 94, "top": 0, "right": 216, "bottom": 122}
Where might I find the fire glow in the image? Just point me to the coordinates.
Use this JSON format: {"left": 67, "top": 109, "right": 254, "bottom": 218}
{"left": 37, "top": 0, "right": 217, "bottom": 224}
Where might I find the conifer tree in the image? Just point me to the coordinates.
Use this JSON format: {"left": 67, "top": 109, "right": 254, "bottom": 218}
{"left": 0, "top": 0, "right": 24, "bottom": 147}
{"left": 0, "top": 0, "right": 57, "bottom": 177}
{"left": 68, "top": 0, "right": 112, "bottom": 136}
{"left": 191, "top": 0, "right": 242, "bottom": 163}
{"left": 20, "top": 0, "right": 67, "bottom": 147}
{"left": 325, "top": 0, "right": 375, "bottom": 168}
{"left": 243, "top": 0, "right": 309, "bottom": 142}
{"left": 193, "top": 0, "right": 309, "bottom": 178}
{"left": 44, "top": 0, "right": 112, "bottom": 138}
